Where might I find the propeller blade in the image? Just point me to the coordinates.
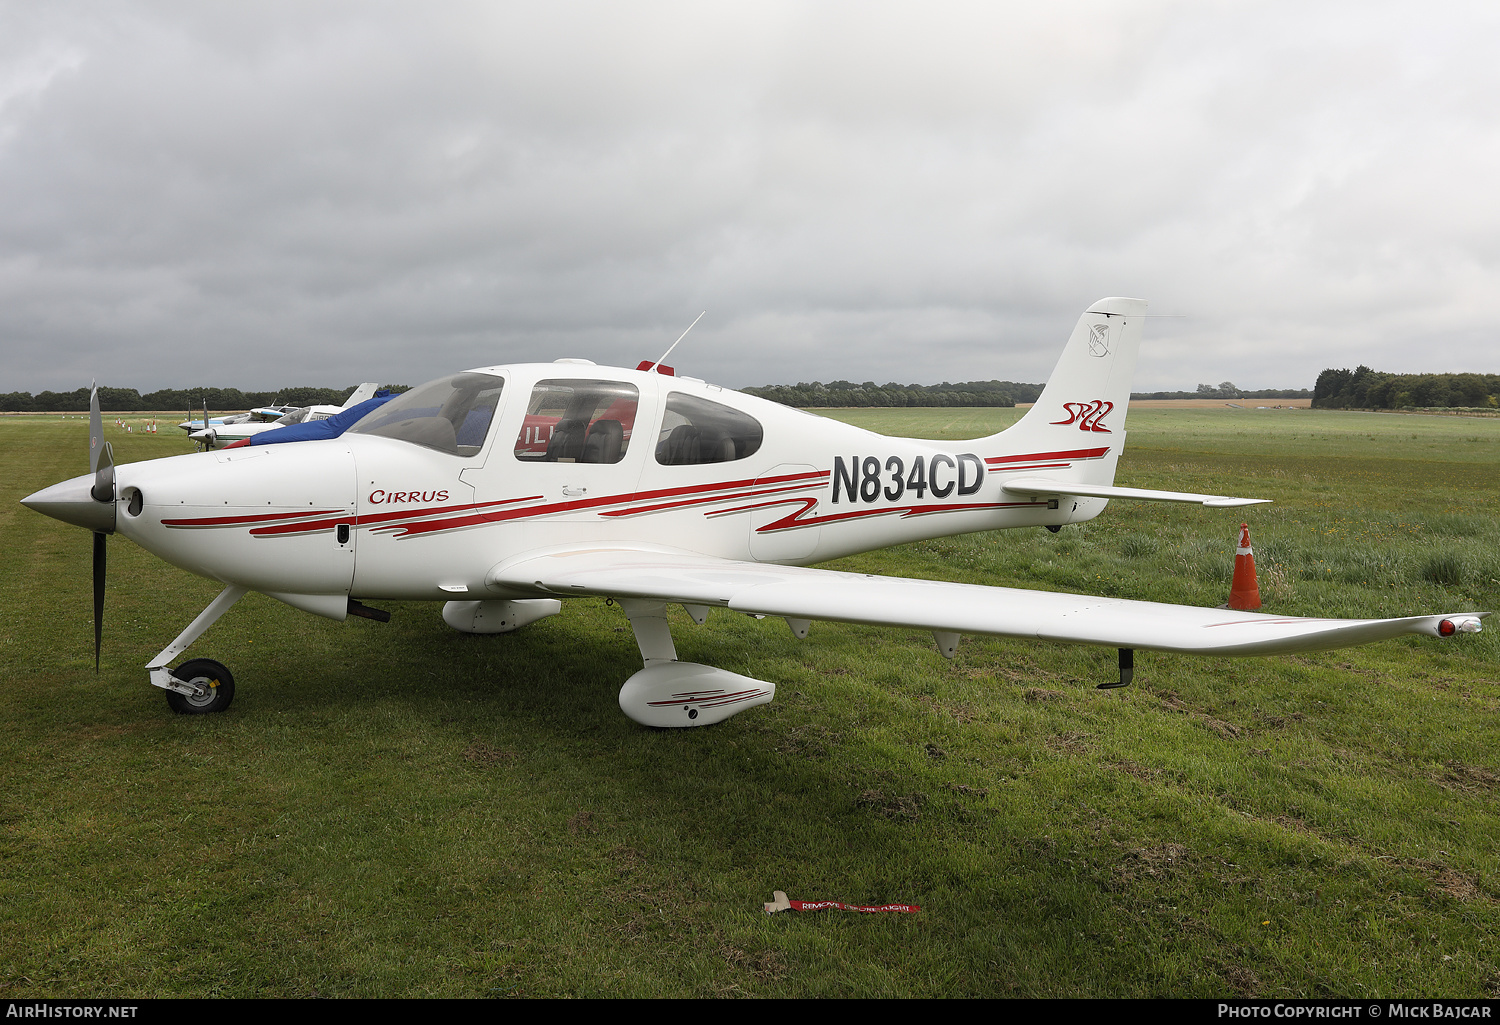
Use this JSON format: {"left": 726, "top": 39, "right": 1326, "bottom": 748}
{"left": 91, "top": 441, "right": 115, "bottom": 504}
{"left": 88, "top": 382, "right": 113, "bottom": 672}
{"left": 89, "top": 382, "right": 103, "bottom": 473}
{"left": 93, "top": 530, "right": 106, "bottom": 673}
{"left": 88, "top": 381, "right": 116, "bottom": 506}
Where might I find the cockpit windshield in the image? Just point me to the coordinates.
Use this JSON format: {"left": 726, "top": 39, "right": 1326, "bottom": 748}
{"left": 346, "top": 372, "right": 504, "bottom": 457}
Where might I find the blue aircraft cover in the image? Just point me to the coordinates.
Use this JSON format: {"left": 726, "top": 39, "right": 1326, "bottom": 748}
{"left": 249, "top": 393, "right": 395, "bottom": 446}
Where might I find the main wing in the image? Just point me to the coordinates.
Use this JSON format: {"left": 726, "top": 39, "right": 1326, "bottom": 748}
{"left": 488, "top": 545, "right": 1485, "bottom": 657}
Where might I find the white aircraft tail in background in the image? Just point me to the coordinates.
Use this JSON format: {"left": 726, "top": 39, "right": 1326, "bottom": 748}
{"left": 339, "top": 383, "right": 380, "bottom": 410}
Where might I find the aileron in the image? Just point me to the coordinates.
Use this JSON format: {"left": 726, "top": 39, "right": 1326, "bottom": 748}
{"left": 1001, "top": 477, "right": 1269, "bottom": 508}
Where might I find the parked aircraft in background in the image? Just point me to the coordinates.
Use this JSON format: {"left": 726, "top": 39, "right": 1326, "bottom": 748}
{"left": 188, "top": 384, "right": 381, "bottom": 449}
{"left": 20, "top": 299, "right": 1485, "bottom": 722}
{"left": 176, "top": 412, "right": 249, "bottom": 432}
{"left": 177, "top": 403, "right": 298, "bottom": 434}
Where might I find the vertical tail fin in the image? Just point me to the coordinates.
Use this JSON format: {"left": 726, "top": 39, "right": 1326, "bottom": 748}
{"left": 340, "top": 383, "right": 380, "bottom": 410}
{"left": 992, "top": 297, "right": 1146, "bottom": 485}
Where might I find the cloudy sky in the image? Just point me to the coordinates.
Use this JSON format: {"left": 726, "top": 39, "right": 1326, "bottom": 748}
{"left": 3, "top": 1, "right": 1499, "bottom": 395}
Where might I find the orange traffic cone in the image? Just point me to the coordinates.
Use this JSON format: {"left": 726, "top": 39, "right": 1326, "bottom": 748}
{"left": 1228, "top": 522, "right": 1261, "bottom": 610}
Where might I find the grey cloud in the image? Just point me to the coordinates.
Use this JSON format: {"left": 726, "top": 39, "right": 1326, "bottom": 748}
{"left": 2, "top": 1, "right": 1498, "bottom": 395}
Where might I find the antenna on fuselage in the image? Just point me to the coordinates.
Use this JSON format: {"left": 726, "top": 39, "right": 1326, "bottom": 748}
{"left": 650, "top": 311, "right": 705, "bottom": 371}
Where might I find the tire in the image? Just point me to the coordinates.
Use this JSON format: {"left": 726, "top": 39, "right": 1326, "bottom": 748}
{"left": 165, "top": 658, "right": 236, "bottom": 715}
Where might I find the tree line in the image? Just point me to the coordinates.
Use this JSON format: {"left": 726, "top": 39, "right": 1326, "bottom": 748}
{"left": 0, "top": 385, "right": 407, "bottom": 413}
{"left": 5, "top": 375, "right": 1325, "bottom": 413}
{"left": 742, "top": 380, "right": 1038, "bottom": 408}
{"left": 1313, "top": 367, "right": 1500, "bottom": 410}
{"left": 1131, "top": 382, "right": 1310, "bottom": 401}
{"left": 742, "top": 379, "right": 1311, "bottom": 407}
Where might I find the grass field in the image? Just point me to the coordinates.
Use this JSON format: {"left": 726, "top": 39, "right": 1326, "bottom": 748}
{"left": 2, "top": 406, "right": 1498, "bottom": 998}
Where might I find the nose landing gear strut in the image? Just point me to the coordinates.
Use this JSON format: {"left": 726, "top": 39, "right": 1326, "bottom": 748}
{"left": 146, "top": 584, "right": 246, "bottom": 714}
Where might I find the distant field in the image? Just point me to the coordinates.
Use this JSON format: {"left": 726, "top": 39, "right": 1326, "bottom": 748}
{"left": 2, "top": 407, "right": 1498, "bottom": 997}
{"left": 1122, "top": 397, "right": 1313, "bottom": 409}
{"left": 0, "top": 411, "right": 240, "bottom": 421}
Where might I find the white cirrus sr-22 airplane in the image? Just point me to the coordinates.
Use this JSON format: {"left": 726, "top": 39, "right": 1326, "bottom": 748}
{"left": 22, "top": 298, "right": 1487, "bottom": 723}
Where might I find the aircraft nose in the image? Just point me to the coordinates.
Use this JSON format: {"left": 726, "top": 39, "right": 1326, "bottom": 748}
{"left": 20, "top": 473, "right": 117, "bottom": 534}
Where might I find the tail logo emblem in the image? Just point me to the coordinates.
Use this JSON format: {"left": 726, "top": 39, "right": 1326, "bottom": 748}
{"left": 1088, "top": 324, "right": 1111, "bottom": 357}
{"left": 1051, "top": 400, "right": 1114, "bottom": 433}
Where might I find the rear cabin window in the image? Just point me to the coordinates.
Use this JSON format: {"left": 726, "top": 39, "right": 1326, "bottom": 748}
{"left": 346, "top": 372, "right": 503, "bottom": 457}
{"left": 655, "top": 392, "right": 763, "bottom": 465}
{"left": 513, "top": 380, "right": 639, "bottom": 464}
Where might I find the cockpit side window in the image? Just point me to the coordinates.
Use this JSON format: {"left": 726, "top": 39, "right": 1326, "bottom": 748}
{"left": 346, "top": 373, "right": 504, "bottom": 457}
{"left": 514, "top": 379, "right": 639, "bottom": 464}
{"left": 655, "top": 392, "right": 763, "bottom": 465}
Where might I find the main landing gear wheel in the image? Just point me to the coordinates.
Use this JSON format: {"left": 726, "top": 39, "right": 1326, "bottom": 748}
{"left": 165, "top": 658, "right": 236, "bottom": 715}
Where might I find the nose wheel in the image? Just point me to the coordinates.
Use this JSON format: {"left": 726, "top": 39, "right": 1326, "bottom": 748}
{"left": 165, "top": 658, "right": 236, "bottom": 715}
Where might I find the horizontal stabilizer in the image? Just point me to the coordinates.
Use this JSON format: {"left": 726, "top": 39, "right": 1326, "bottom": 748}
{"left": 1001, "top": 477, "right": 1269, "bottom": 508}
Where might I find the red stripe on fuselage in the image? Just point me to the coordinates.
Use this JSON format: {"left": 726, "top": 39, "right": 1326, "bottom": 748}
{"left": 414, "top": 470, "right": 831, "bottom": 529}
{"left": 599, "top": 478, "right": 825, "bottom": 518}
{"left": 985, "top": 447, "right": 1110, "bottom": 466}
{"left": 247, "top": 496, "right": 543, "bottom": 537}
{"left": 163, "top": 508, "right": 345, "bottom": 528}
{"left": 169, "top": 461, "right": 1065, "bottom": 542}
{"left": 346, "top": 469, "right": 833, "bottom": 539}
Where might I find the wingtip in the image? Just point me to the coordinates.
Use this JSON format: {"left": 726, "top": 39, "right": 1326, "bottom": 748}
{"left": 1203, "top": 497, "right": 1274, "bottom": 508}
